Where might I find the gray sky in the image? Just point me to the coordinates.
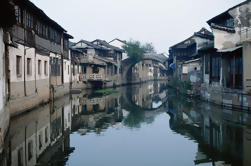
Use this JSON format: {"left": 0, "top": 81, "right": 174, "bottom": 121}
{"left": 31, "top": 0, "right": 244, "bottom": 53}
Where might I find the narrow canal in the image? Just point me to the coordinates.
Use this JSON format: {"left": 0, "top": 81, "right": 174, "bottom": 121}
{"left": 1, "top": 81, "right": 251, "bottom": 166}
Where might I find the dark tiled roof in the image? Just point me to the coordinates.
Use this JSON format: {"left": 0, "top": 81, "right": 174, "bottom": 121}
{"left": 92, "top": 39, "right": 123, "bottom": 52}
{"left": 210, "top": 23, "right": 235, "bottom": 33}
{"left": 194, "top": 28, "right": 214, "bottom": 39}
{"left": 76, "top": 40, "right": 108, "bottom": 50}
{"left": 109, "top": 38, "right": 127, "bottom": 44}
{"left": 170, "top": 38, "right": 196, "bottom": 49}
{"left": 207, "top": 0, "right": 249, "bottom": 26}
{"left": 64, "top": 33, "right": 74, "bottom": 39}
{"left": 14, "top": 0, "right": 66, "bottom": 32}
{"left": 170, "top": 28, "right": 213, "bottom": 49}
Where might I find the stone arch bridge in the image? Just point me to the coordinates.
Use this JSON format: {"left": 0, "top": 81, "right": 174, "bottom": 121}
{"left": 121, "top": 53, "right": 168, "bottom": 84}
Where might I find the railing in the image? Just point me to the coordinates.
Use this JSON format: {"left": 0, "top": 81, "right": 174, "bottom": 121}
{"left": 88, "top": 74, "right": 104, "bottom": 81}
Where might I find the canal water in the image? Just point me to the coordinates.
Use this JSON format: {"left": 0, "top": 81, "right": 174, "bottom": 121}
{"left": 1, "top": 81, "right": 251, "bottom": 166}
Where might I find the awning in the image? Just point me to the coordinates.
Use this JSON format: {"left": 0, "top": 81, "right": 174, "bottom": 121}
{"left": 218, "top": 46, "right": 242, "bottom": 53}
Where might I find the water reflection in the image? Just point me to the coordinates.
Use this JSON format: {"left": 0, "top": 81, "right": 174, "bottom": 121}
{"left": 168, "top": 89, "right": 251, "bottom": 166}
{"left": 1, "top": 81, "right": 251, "bottom": 166}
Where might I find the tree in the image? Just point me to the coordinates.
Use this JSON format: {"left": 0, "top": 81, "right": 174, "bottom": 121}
{"left": 123, "top": 40, "right": 144, "bottom": 62}
{"left": 142, "top": 42, "right": 155, "bottom": 53}
{"left": 123, "top": 40, "right": 156, "bottom": 62}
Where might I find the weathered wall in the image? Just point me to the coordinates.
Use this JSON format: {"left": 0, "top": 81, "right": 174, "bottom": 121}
{"left": 109, "top": 40, "right": 128, "bottom": 60}
{"left": 0, "top": 29, "right": 6, "bottom": 114}
{"left": 213, "top": 1, "right": 251, "bottom": 50}
{"left": 243, "top": 41, "right": 251, "bottom": 93}
{"left": 201, "top": 83, "right": 251, "bottom": 110}
{"left": 0, "top": 29, "right": 9, "bottom": 154}
{"left": 213, "top": 29, "right": 240, "bottom": 50}
{"left": 9, "top": 43, "right": 50, "bottom": 116}
{"left": 63, "top": 59, "right": 70, "bottom": 84}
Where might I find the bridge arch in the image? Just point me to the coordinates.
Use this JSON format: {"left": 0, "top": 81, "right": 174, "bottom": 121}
{"left": 121, "top": 54, "right": 168, "bottom": 84}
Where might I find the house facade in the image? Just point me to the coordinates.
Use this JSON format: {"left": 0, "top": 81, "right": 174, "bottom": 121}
{"left": 169, "top": 28, "right": 214, "bottom": 82}
{"left": 0, "top": 0, "right": 16, "bottom": 155}
{"left": 71, "top": 39, "right": 123, "bottom": 89}
{"left": 0, "top": 29, "right": 9, "bottom": 154}
{"left": 109, "top": 38, "right": 128, "bottom": 60}
{"left": 7, "top": 0, "right": 72, "bottom": 115}
{"left": 200, "top": 0, "right": 251, "bottom": 109}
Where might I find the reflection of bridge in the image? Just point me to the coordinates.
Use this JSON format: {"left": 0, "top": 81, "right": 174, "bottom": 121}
{"left": 120, "top": 85, "right": 169, "bottom": 112}
{"left": 121, "top": 53, "right": 168, "bottom": 84}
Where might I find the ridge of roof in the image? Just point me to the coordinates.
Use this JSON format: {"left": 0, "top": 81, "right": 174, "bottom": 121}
{"left": 14, "top": 0, "right": 67, "bottom": 32}
{"left": 109, "top": 38, "right": 127, "bottom": 44}
{"left": 207, "top": 0, "right": 249, "bottom": 25}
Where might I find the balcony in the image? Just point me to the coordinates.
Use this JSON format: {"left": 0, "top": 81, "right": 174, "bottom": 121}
{"left": 88, "top": 74, "right": 103, "bottom": 80}
{"left": 80, "top": 74, "right": 105, "bottom": 82}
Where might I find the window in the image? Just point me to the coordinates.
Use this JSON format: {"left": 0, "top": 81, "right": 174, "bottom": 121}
{"left": 45, "top": 127, "right": 48, "bottom": 143}
{"left": 38, "top": 60, "right": 41, "bottom": 75}
{"left": 36, "top": 21, "right": 42, "bottom": 35}
{"left": 28, "top": 141, "right": 33, "bottom": 160}
{"left": 16, "top": 56, "right": 22, "bottom": 77}
{"left": 211, "top": 56, "right": 221, "bottom": 81}
{"left": 18, "top": 147, "right": 24, "bottom": 166}
{"left": 25, "top": 11, "right": 33, "bottom": 29}
{"left": 42, "top": 25, "right": 48, "bottom": 38}
{"left": 68, "top": 65, "right": 70, "bottom": 75}
{"left": 44, "top": 61, "right": 48, "bottom": 75}
{"left": 50, "top": 28, "right": 55, "bottom": 42}
{"left": 64, "top": 39, "right": 69, "bottom": 50}
{"left": 82, "top": 66, "right": 86, "bottom": 74}
{"left": 205, "top": 55, "right": 210, "bottom": 74}
{"left": 27, "top": 58, "right": 32, "bottom": 76}
{"left": 39, "top": 133, "right": 42, "bottom": 150}
{"left": 15, "top": 6, "right": 22, "bottom": 24}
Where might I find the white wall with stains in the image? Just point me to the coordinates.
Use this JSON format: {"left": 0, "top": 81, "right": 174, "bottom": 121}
{"left": 0, "top": 28, "right": 5, "bottom": 112}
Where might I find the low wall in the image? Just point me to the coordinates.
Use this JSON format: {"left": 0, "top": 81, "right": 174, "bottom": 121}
{"left": 201, "top": 83, "right": 251, "bottom": 110}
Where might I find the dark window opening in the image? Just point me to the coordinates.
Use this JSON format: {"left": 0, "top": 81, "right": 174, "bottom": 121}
{"left": 93, "top": 66, "right": 99, "bottom": 74}
{"left": 27, "top": 58, "right": 32, "bottom": 76}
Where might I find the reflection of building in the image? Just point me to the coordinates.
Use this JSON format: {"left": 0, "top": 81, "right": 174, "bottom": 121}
{"left": 4, "top": 95, "right": 73, "bottom": 166}
{"left": 71, "top": 91, "right": 122, "bottom": 133}
{"left": 168, "top": 94, "right": 251, "bottom": 166}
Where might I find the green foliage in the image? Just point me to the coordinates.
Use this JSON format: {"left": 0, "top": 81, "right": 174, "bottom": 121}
{"left": 94, "top": 89, "right": 119, "bottom": 94}
{"left": 169, "top": 76, "right": 192, "bottom": 94}
{"left": 123, "top": 40, "right": 156, "bottom": 62}
{"left": 123, "top": 40, "right": 144, "bottom": 62}
{"left": 142, "top": 42, "right": 155, "bottom": 53}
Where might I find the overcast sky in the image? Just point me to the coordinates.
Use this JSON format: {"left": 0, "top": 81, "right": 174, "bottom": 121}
{"left": 31, "top": 0, "right": 244, "bottom": 53}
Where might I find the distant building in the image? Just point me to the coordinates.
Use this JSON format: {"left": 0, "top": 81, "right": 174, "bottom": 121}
{"left": 70, "top": 39, "right": 123, "bottom": 88}
{"left": 169, "top": 28, "right": 214, "bottom": 81}
{"left": 109, "top": 38, "right": 128, "bottom": 60}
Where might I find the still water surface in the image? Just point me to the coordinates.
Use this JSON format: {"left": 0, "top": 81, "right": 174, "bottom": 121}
{"left": 1, "top": 81, "right": 251, "bottom": 166}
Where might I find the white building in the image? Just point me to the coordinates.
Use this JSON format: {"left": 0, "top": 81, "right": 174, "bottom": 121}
{"left": 109, "top": 38, "right": 128, "bottom": 60}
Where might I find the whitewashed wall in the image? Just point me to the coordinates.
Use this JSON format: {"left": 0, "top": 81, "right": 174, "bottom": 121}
{"left": 109, "top": 39, "right": 128, "bottom": 60}
{"left": 63, "top": 59, "right": 71, "bottom": 83}
{"left": 0, "top": 29, "right": 5, "bottom": 111}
